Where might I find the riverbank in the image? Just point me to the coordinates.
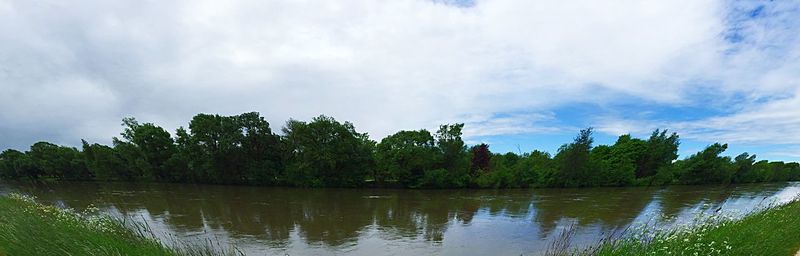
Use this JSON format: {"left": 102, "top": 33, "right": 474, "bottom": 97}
{"left": 1, "top": 181, "right": 798, "bottom": 255}
{"left": 576, "top": 199, "right": 800, "bottom": 255}
{"left": 0, "top": 193, "right": 239, "bottom": 256}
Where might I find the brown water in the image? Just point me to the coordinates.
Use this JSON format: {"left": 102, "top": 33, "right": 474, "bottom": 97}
{"left": 1, "top": 181, "right": 798, "bottom": 255}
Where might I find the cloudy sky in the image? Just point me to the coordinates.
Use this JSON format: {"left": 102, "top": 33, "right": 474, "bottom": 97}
{"left": 1, "top": 0, "right": 800, "bottom": 160}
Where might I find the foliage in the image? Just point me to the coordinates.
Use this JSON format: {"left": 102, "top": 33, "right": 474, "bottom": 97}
{"left": 635, "top": 130, "right": 679, "bottom": 178}
{"left": 27, "top": 142, "right": 91, "bottom": 180}
{"left": 553, "top": 128, "right": 594, "bottom": 187}
{"left": 1, "top": 112, "right": 799, "bottom": 188}
{"left": 675, "top": 143, "right": 734, "bottom": 185}
{"left": 375, "top": 129, "right": 438, "bottom": 187}
{"left": 434, "top": 123, "right": 470, "bottom": 187}
{"left": 0, "top": 149, "right": 37, "bottom": 180}
{"left": 179, "top": 112, "right": 283, "bottom": 184}
{"left": 282, "top": 115, "right": 374, "bottom": 187}
{"left": 113, "top": 118, "right": 176, "bottom": 181}
{"left": 470, "top": 143, "right": 491, "bottom": 176}
{"left": 589, "top": 145, "right": 635, "bottom": 187}
{"left": 82, "top": 140, "right": 129, "bottom": 181}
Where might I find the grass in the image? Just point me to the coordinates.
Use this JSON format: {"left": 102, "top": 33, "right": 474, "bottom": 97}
{"left": 4, "top": 191, "right": 799, "bottom": 256}
{"left": 0, "top": 193, "right": 242, "bottom": 256}
{"left": 558, "top": 199, "right": 800, "bottom": 256}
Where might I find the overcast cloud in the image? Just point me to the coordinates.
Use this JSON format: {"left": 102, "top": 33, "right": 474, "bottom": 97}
{"left": 1, "top": 0, "right": 799, "bottom": 159}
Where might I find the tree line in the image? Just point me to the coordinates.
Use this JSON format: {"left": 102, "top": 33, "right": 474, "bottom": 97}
{"left": 1, "top": 112, "right": 798, "bottom": 188}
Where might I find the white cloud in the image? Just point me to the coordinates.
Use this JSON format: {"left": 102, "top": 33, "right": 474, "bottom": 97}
{"left": 461, "top": 112, "right": 568, "bottom": 137}
{"left": 0, "top": 0, "right": 797, "bottom": 150}
{"left": 594, "top": 2, "right": 800, "bottom": 151}
{"left": 596, "top": 89, "right": 800, "bottom": 145}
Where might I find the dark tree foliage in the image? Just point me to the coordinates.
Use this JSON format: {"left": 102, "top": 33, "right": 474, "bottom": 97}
{"left": 283, "top": 115, "right": 374, "bottom": 187}
{"left": 435, "top": 124, "right": 467, "bottom": 171}
{"left": 183, "top": 113, "right": 243, "bottom": 182}
{"left": 590, "top": 144, "right": 635, "bottom": 186}
{"left": 114, "top": 118, "right": 176, "bottom": 181}
{"left": 424, "top": 124, "right": 469, "bottom": 188}
{"left": 553, "top": 128, "right": 594, "bottom": 187}
{"left": 676, "top": 143, "right": 734, "bottom": 185}
{"left": 470, "top": 143, "right": 491, "bottom": 175}
{"left": 732, "top": 152, "right": 758, "bottom": 183}
{"left": 375, "top": 130, "right": 438, "bottom": 187}
{"left": 1, "top": 112, "right": 798, "bottom": 189}
{"left": 635, "top": 129, "right": 680, "bottom": 178}
{"left": 237, "top": 112, "right": 284, "bottom": 185}
{"left": 82, "top": 140, "right": 130, "bottom": 181}
{"left": 0, "top": 149, "right": 37, "bottom": 180}
{"left": 28, "top": 142, "right": 91, "bottom": 180}
{"left": 475, "top": 150, "right": 554, "bottom": 188}
{"left": 180, "top": 112, "right": 283, "bottom": 184}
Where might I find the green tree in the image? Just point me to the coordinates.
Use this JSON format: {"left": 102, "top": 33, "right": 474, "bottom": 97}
{"left": 521, "top": 150, "right": 554, "bottom": 186}
{"left": 676, "top": 143, "right": 734, "bottom": 184}
{"left": 475, "top": 151, "right": 553, "bottom": 188}
{"left": 475, "top": 153, "right": 511, "bottom": 188}
{"left": 183, "top": 113, "right": 245, "bottom": 183}
{"left": 751, "top": 160, "right": 773, "bottom": 182}
{"left": 427, "top": 123, "right": 469, "bottom": 188}
{"left": 375, "top": 130, "right": 438, "bottom": 187}
{"left": 112, "top": 140, "right": 145, "bottom": 181}
{"left": 635, "top": 129, "right": 679, "bottom": 178}
{"left": 283, "top": 115, "right": 374, "bottom": 187}
{"left": 768, "top": 161, "right": 792, "bottom": 182}
{"left": 731, "top": 152, "right": 757, "bottom": 183}
{"left": 0, "top": 149, "right": 38, "bottom": 180}
{"left": 237, "top": 112, "right": 284, "bottom": 185}
{"left": 180, "top": 112, "right": 283, "bottom": 184}
{"left": 114, "top": 118, "right": 177, "bottom": 181}
{"left": 82, "top": 140, "right": 129, "bottom": 181}
{"left": 553, "top": 128, "right": 594, "bottom": 187}
{"left": 28, "top": 142, "right": 90, "bottom": 180}
{"left": 589, "top": 143, "right": 636, "bottom": 186}
{"left": 592, "top": 134, "right": 646, "bottom": 186}
{"left": 783, "top": 162, "right": 800, "bottom": 181}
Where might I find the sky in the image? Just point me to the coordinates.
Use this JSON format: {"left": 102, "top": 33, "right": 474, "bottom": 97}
{"left": 1, "top": 0, "right": 800, "bottom": 161}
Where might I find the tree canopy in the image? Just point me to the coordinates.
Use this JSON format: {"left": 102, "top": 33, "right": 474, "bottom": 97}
{"left": 1, "top": 112, "right": 798, "bottom": 188}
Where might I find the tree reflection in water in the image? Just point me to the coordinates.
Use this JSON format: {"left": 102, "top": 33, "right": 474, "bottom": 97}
{"left": 2, "top": 181, "right": 797, "bottom": 254}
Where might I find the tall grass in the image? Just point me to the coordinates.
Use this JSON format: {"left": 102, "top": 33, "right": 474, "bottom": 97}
{"left": 546, "top": 199, "right": 800, "bottom": 255}
{"left": 0, "top": 193, "right": 242, "bottom": 256}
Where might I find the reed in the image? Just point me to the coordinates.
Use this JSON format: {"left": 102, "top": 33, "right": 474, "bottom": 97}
{"left": 581, "top": 199, "right": 800, "bottom": 255}
{"left": 0, "top": 193, "right": 242, "bottom": 256}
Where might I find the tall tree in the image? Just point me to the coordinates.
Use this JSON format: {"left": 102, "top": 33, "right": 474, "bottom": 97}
{"left": 283, "top": 115, "right": 374, "bottom": 187}
{"left": 589, "top": 134, "right": 646, "bottom": 186}
{"left": 114, "top": 118, "right": 177, "bottom": 181}
{"left": 554, "top": 128, "right": 594, "bottom": 187}
{"left": 236, "top": 112, "right": 283, "bottom": 184}
{"left": 470, "top": 143, "right": 491, "bottom": 175}
{"left": 28, "top": 142, "right": 90, "bottom": 180}
{"left": 431, "top": 124, "right": 469, "bottom": 187}
{"left": 0, "top": 149, "right": 38, "bottom": 180}
{"left": 182, "top": 113, "right": 282, "bottom": 184}
{"left": 636, "top": 129, "right": 680, "bottom": 178}
{"left": 731, "top": 152, "right": 757, "bottom": 183}
{"left": 375, "top": 130, "right": 438, "bottom": 186}
{"left": 676, "top": 143, "right": 734, "bottom": 184}
{"left": 82, "top": 140, "right": 129, "bottom": 181}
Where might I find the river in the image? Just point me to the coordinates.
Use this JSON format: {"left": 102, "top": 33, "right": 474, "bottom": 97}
{"left": 1, "top": 181, "right": 798, "bottom": 255}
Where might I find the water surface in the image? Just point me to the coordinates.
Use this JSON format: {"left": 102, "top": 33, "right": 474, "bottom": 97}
{"left": 1, "top": 182, "right": 797, "bottom": 255}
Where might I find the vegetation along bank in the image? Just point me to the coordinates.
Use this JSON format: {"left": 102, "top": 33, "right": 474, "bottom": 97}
{"left": 571, "top": 199, "right": 800, "bottom": 255}
{"left": 1, "top": 112, "right": 798, "bottom": 188}
{"left": 0, "top": 193, "right": 240, "bottom": 256}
